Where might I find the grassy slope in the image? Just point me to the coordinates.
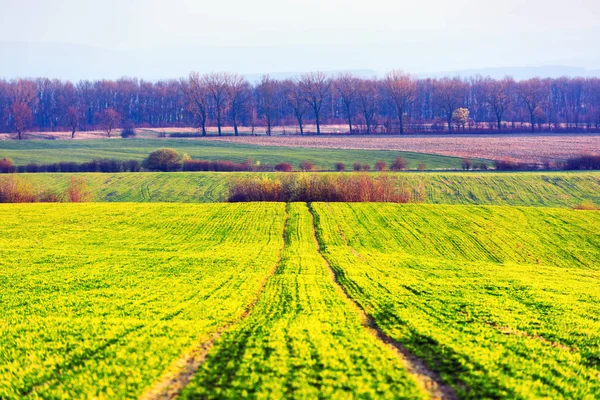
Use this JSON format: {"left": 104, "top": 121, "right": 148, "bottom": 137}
{"left": 313, "top": 203, "right": 600, "bottom": 399}
{"left": 0, "top": 138, "right": 469, "bottom": 169}
{"left": 1, "top": 171, "right": 598, "bottom": 207}
{"left": 0, "top": 203, "right": 286, "bottom": 399}
{"left": 181, "top": 203, "right": 424, "bottom": 399}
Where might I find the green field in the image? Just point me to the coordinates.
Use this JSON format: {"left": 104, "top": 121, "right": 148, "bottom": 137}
{"left": 0, "top": 138, "right": 474, "bottom": 170}
{"left": 1, "top": 171, "right": 598, "bottom": 207}
{"left": 1, "top": 202, "right": 599, "bottom": 398}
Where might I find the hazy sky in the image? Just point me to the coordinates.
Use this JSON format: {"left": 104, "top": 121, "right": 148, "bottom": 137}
{"left": 1, "top": 0, "right": 599, "bottom": 79}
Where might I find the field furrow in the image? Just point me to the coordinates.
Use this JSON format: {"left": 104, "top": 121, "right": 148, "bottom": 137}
{"left": 179, "top": 203, "right": 426, "bottom": 399}
{"left": 0, "top": 203, "right": 287, "bottom": 399}
{"left": 312, "top": 203, "right": 600, "bottom": 399}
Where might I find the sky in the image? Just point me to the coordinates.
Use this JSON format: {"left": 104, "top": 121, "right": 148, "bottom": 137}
{"left": 1, "top": 0, "right": 599, "bottom": 80}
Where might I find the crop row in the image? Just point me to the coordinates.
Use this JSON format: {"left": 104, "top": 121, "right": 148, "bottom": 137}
{"left": 0, "top": 203, "right": 286, "bottom": 398}
{"left": 1, "top": 171, "right": 598, "bottom": 207}
{"left": 312, "top": 203, "right": 600, "bottom": 398}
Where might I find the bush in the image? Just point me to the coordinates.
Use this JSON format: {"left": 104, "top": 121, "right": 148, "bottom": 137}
{"left": 352, "top": 162, "right": 362, "bottom": 171}
{"left": 562, "top": 154, "right": 600, "bottom": 170}
{"left": 0, "top": 176, "right": 37, "bottom": 202}
{"left": 475, "top": 162, "right": 488, "bottom": 170}
{"left": 229, "top": 174, "right": 414, "bottom": 203}
{"left": 334, "top": 162, "right": 346, "bottom": 172}
{"left": 274, "top": 162, "right": 293, "bottom": 172}
{"left": 494, "top": 159, "right": 539, "bottom": 171}
{"left": 0, "top": 158, "right": 15, "bottom": 173}
{"left": 143, "top": 149, "right": 182, "bottom": 172}
{"left": 461, "top": 158, "right": 473, "bottom": 170}
{"left": 121, "top": 125, "right": 136, "bottom": 138}
{"left": 361, "top": 164, "right": 371, "bottom": 171}
{"left": 299, "top": 161, "right": 316, "bottom": 172}
{"left": 183, "top": 159, "right": 252, "bottom": 172}
{"left": 390, "top": 157, "right": 407, "bottom": 171}
{"left": 418, "top": 163, "right": 426, "bottom": 171}
{"left": 375, "top": 161, "right": 387, "bottom": 171}
{"left": 67, "top": 177, "right": 94, "bottom": 202}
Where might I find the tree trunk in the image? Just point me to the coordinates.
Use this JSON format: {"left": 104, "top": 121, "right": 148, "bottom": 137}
{"left": 315, "top": 112, "right": 321, "bottom": 135}
{"left": 17, "top": 130, "right": 22, "bottom": 140}
{"left": 201, "top": 121, "right": 206, "bottom": 136}
{"left": 497, "top": 115, "right": 502, "bottom": 132}
{"left": 297, "top": 117, "right": 304, "bottom": 135}
{"left": 399, "top": 113, "right": 404, "bottom": 135}
{"left": 233, "top": 113, "right": 239, "bottom": 136}
{"left": 72, "top": 128, "right": 75, "bottom": 139}
{"left": 347, "top": 116, "right": 353, "bottom": 134}
{"left": 530, "top": 112, "right": 535, "bottom": 132}
{"left": 447, "top": 115, "right": 452, "bottom": 132}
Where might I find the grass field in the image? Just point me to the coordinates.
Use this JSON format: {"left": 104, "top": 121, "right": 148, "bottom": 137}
{"left": 1, "top": 202, "right": 598, "bottom": 398}
{"left": 0, "top": 138, "right": 473, "bottom": 170}
{"left": 1, "top": 171, "right": 598, "bottom": 207}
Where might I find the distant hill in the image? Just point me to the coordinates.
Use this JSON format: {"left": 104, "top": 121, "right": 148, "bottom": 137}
{"left": 1, "top": 41, "right": 598, "bottom": 82}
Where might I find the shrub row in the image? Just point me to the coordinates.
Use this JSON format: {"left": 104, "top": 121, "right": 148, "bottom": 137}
{"left": 14, "top": 159, "right": 142, "bottom": 173}
{"left": 228, "top": 174, "right": 423, "bottom": 203}
{"left": 183, "top": 159, "right": 254, "bottom": 172}
{"left": 0, "top": 176, "right": 93, "bottom": 203}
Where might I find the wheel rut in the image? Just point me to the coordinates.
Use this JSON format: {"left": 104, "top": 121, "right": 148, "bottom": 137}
{"left": 306, "top": 202, "right": 457, "bottom": 400}
{"left": 140, "top": 204, "right": 290, "bottom": 400}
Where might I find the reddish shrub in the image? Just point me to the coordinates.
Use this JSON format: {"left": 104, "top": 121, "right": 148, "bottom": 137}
{"left": 0, "top": 158, "right": 15, "bottom": 173}
{"left": 228, "top": 174, "right": 415, "bottom": 203}
{"left": 361, "top": 164, "right": 371, "bottom": 171}
{"left": 67, "top": 177, "right": 94, "bottom": 202}
{"left": 0, "top": 177, "right": 37, "bottom": 203}
{"left": 274, "top": 162, "right": 293, "bottom": 172}
{"left": 418, "top": 163, "right": 426, "bottom": 171}
{"left": 461, "top": 158, "right": 473, "bottom": 170}
{"left": 299, "top": 161, "right": 316, "bottom": 172}
{"left": 375, "top": 161, "right": 387, "bottom": 171}
{"left": 390, "top": 157, "right": 407, "bottom": 171}
{"left": 334, "top": 162, "right": 346, "bottom": 172}
{"left": 352, "top": 162, "right": 362, "bottom": 171}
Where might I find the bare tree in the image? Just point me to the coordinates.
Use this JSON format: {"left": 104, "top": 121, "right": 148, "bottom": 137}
{"left": 357, "top": 78, "right": 379, "bottom": 134}
{"left": 66, "top": 106, "right": 79, "bottom": 138}
{"left": 383, "top": 70, "right": 416, "bottom": 134}
{"left": 226, "top": 73, "right": 251, "bottom": 136}
{"left": 10, "top": 103, "right": 33, "bottom": 140}
{"left": 256, "top": 75, "right": 279, "bottom": 136}
{"left": 299, "top": 72, "right": 331, "bottom": 135}
{"left": 9, "top": 79, "right": 38, "bottom": 140}
{"left": 203, "top": 72, "right": 229, "bottom": 136}
{"left": 99, "top": 108, "right": 120, "bottom": 137}
{"left": 517, "top": 78, "right": 548, "bottom": 132}
{"left": 484, "top": 77, "right": 513, "bottom": 131}
{"left": 433, "top": 77, "right": 467, "bottom": 131}
{"left": 334, "top": 73, "right": 359, "bottom": 134}
{"left": 181, "top": 72, "right": 209, "bottom": 135}
{"left": 283, "top": 80, "right": 308, "bottom": 135}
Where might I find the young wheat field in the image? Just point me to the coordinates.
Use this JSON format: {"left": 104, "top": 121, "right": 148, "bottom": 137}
{"left": 1, "top": 202, "right": 598, "bottom": 398}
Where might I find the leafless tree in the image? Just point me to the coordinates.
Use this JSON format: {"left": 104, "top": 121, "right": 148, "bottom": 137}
{"left": 10, "top": 103, "right": 33, "bottom": 140}
{"left": 299, "top": 72, "right": 331, "bottom": 135}
{"left": 484, "top": 77, "right": 513, "bottom": 131}
{"left": 226, "top": 73, "right": 251, "bottom": 136}
{"left": 181, "top": 72, "right": 209, "bottom": 135}
{"left": 283, "top": 80, "right": 308, "bottom": 135}
{"left": 98, "top": 108, "right": 120, "bottom": 137}
{"left": 204, "top": 72, "right": 229, "bottom": 135}
{"left": 66, "top": 106, "right": 79, "bottom": 138}
{"left": 334, "top": 73, "right": 359, "bottom": 134}
{"left": 357, "top": 79, "right": 379, "bottom": 134}
{"left": 433, "top": 77, "right": 467, "bottom": 131}
{"left": 256, "top": 75, "right": 279, "bottom": 136}
{"left": 517, "top": 78, "right": 548, "bottom": 132}
{"left": 383, "top": 70, "right": 416, "bottom": 134}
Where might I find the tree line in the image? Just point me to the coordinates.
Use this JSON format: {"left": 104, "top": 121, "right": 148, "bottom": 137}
{"left": 1, "top": 71, "right": 600, "bottom": 138}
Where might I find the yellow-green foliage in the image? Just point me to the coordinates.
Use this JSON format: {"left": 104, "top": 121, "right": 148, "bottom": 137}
{"left": 312, "top": 203, "right": 600, "bottom": 398}
{"left": 0, "top": 203, "right": 286, "bottom": 399}
{"left": 180, "top": 204, "right": 425, "bottom": 399}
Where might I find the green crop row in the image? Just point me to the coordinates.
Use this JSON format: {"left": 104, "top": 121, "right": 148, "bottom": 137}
{"left": 180, "top": 203, "right": 425, "bottom": 399}
{"left": 312, "top": 203, "right": 600, "bottom": 399}
{"left": 1, "top": 171, "right": 598, "bottom": 207}
{"left": 0, "top": 203, "right": 286, "bottom": 398}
